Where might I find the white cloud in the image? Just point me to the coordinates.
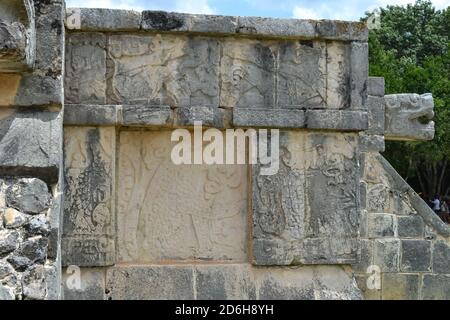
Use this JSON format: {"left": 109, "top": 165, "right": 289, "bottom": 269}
{"left": 292, "top": 4, "right": 358, "bottom": 20}
{"left": 174, "top": 0, "right": 216, "bottom": 14}
{"left": 292, "top": 6, "right": 320, "bottom": 19}
{"left": 66, "top": 0, "right": 145, "bottom": 11}
{"left": 368, "top": 0, "right": 449, "bottom": 11}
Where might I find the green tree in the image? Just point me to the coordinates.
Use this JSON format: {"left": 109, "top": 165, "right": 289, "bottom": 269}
{"left": 365, "top": 0, "right": 450, "bottom": 197}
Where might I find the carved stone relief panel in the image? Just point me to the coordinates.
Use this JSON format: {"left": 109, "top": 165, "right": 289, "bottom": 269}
{"left": 65, "top": 33, "right": 107, "bottom": 104}
{"left": 326, "top": 42, "right": 350, "bottom": 109}
{"left": 277, "top": 41, "right": 326, "bottom": 108}
{"left": 107, "top": 34, "right": 220, "bottom": 106}
{"left": 117, "top": 130, "right": 248, "bottom": 262}
{"left": 252, "top": 132, "right": 360, "bottom": 265}
{"left": 219, "top": 38, "right": 277, "bottom": 108}
{"left": 62, "top": 127, "right": 115, "bottom": 266}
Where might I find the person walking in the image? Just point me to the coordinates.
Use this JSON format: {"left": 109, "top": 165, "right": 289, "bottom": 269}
{"left": 432, "top": 194, "right": 441, "bottom": 214}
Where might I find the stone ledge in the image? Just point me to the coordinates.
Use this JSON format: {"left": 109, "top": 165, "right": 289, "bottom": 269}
{"left": 65, "top": 8, "right": 368, "bottom": 41}
{"left": 306, "top": 110, "right": 368, "bottom": 131}
{"left": 233, "top": 108, "right": 305, "bottom": 128}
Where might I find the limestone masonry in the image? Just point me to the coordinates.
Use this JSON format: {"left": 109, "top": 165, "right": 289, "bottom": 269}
{"left": 0, "top": 1, "right": 448, "bottom": 300}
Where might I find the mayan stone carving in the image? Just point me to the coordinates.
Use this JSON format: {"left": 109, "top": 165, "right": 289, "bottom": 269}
{"left": 384, "top": 93, "right": 435, "bottom": 141}
{"left": 252, "top": 132, "right": 360, "bottom": 265}
{"left": 117, "top": 131, "right": 248, "bottom": 262}
{"left": 62, "top": 127, "right": 115, "bottom": 266}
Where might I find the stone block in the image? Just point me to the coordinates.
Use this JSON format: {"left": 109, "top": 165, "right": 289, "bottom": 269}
{"left": 195, "top": 264, "right": 256, "bottom": 300}
{"left": 0, "top": 21, "right": 33, "bottom": 73}
{"left": 422, "top": 274, "right": 450, "bottom": 300}
{"left": 400, "top": 240, "right": 431, "bottom": 272}
{"left": 175, "top": 106, "right": 222, "bottom": 127}
{"left": 220, "top": 38, "right": 276, "bottom": 108}
{"left": 0, "top": 229, "right": 19, "bottom": 254}
{"left": 233, "top": 108, "right": 305, "bottom": 128}
{"left": 311, "top": 266, "right": 363, "bottom": 300}
{"left": 141, "top": 11, "right": 238, "bottom": 33}
{"left": 352, "top": 239, "right": 373, "bottom": 273}
{"left": 65, "top": 33, "right": 106, "bottom": 104}
{"left": 122, "top": 105, "right": 172, "bottom": 127}
{"left": 64, "top": 105, "right": 118, "bottom": 126}
{"left": 63, "top": 268, "right": 106, "bottom": 300}
{"left": 107, "top": 34, "right": 220, "bottom": 107}
{"left": 252, "top": 132, "right": 360, "bottom": 265}
{"left": 368, "top": 77, "right": 385, "bottom": 97}
{"left": 397, "top": 215, "right": 424, "bottom": 238}
{"left": 367, "top": 213, "right": 395, "bottom": 238}
{"left": 432, "top": 240, "right": 450, "bottom": 274}
{"left": 354, "top": 274, "right": 381, "bottom": 300}
{"left": 0, "top": 110, "right": 61, "bottom": 183}
{"left": 373, "top": 239, "right": 400, "bottom": 272}
{"left": 359, "top": 134, "right": 385, "bottom": 152}
{"left": 305, "top": 110, "right": 368, "bottom": 131}
{"left": 277, "top": 41, "right": 326, "bottom": 108}
{"left": 66, "top": 8, "right": 141, "bottom": 31}
{"left": 0, "top": 285, "right": 15, "bottom": 300}
{"left": 21, "top": 265, "right": 46, "bottom": 300}
{"left": 3, "top": 208, "right": 27, "bottom": 229}
{"left": 381, "top": 273, "right": 419, "bottom": 300}
{"left": 325, "top": 42, "right": 350, "bottom": 108}
{"left": 350, "top": 42, "right": 368, "bottom": 110}
{"left": 237, "top": 17, "right": 315, "bottom": 38}
{"left": 62, "top": 127, "right": 116, "bottom": 267}
{"left": 366, "top": 96, "right": 385, "bottom": 135}
{"left": 6, "top": 178, "right": 51, "bottom": 214}
{"left": 316, "top": 20, "right": 367, "bottom": 41}
{"left": 106, "top": 265, "right": 195, "bottom": 300}
{"left": 14, "top": 75, "right": 62, "bottom": 106}
{"left": 117, "top": 131, "right": 248, "bottom": 263}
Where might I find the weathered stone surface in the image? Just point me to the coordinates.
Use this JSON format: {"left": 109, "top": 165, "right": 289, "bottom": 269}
{"left": 385, "top": 93, "right": 435, "bottom": 141}
{"left": 65, "top": 33, "right": 106, "bottom": 104}
{"left": 0, "top": 285, "right": 15, "bottom": 300}
{"left": 422, "top": 275, "right": 450, "bottom": 299}
{"left": 368, "top": 77, "right": 385, "bottom": 97}
{"left": 397, "top": 215, "right": 424, "bottom": 238}
{"left": 352, "top": 239, "right": 372, "bottom": 273}
{"left": 316, "top": 20, "right": 367, "bottom": 41}
{"left": 3, "top": 208, "right": 27, "bottom": 229}
{"left": 220, "top": 39, "right": 276, "bottom": 108}
{"left": 62, "top": 127, "right": 115, "bottom": 266}
{"left": 311, "top": 266, "right": 363, "bottom": 300}
{"left": 66, "top": 8, "right": 141, "bottom": 31}
{"left": 117, "top": 131, "right": 247, "bottom": 262}
{"left": 108, "top": 34, "right": 220, "bottom": 107}
{"left": 350, "top": 42, "right": 368, "bottom": 110}
{"left": 14, "top": 75, "right": 62, "bottom": 106}
{"left": 0, "top": 260, "right": 14, "bottom": 279}
{"left": 400, "top": 240, "right": 431, "bottom": 272}
{"left": 142, "top": 11, "right": 238, "bottom": 33}
{"left": 25, "top": 214, "right": 50, "bottom": 236}
{"left": 44, "top": 264, "right": 60, "bottom": 300}
{"left": 106, "top": 265, "right": 195, "bottom": 300}
{"left": 326, "top": 42, "right": 350, "bottom": 108}
{"left": 373, "top": 239, "right": 400, "bottom": 272}
{"left": 381, "top": 274, "right": 419, "bottom": 300}
{"left": 22, "top": 265, "right": 46, "bottom": 300}
{"left": 0, "top": 110, "right": 61, "bottom": 183}
{"left": 18, "top": 236, "right": 48, "bottom": 264}
{"left": 195, "top": 264, "right": 256, "bottom": 300}
{"left": 0, "top": 229, "right": 19, "bottom": 254}
{"left": 359, "top": 134, "right": 385, "bottom": 152}
{"left": 175, "top": 106, "right": 225, "bottom": 127}
{"left": 7, "top": 255, "right": 32, "bottom": 272}
{"left": 233, "top": 108, "right": 305, "bottom": 128}
{"left": 367, "top": 213, "right": 395, "bottom": 238}
{"left": 277, "top": 41, "right": 326, "bottom": 108}
{"left": 6, "top": 178, "right": 51, "bottom": 214}
{"left": 63, "top": 268, "right": 106, "bottom": 300}
{"left": 64, "top": 105, "right": 118, "bottom": 126}
{"left": 238, "top": 17, "right": 315, "bottom": 38}
{"left": 305, "top": 110, "right": 368, "bottom": 131}
{"left": 354, "top": 274, "right": 381, "bottom": 300}
{"left": 252, "top": 132, "right": 360, "bottom": 265}
{"left": 122, "top": 105, "right": 172, "bottom": 126}
{"left": 366, "top": 96, "right": 385, "bottom": 135}
{"left": 432, "top": 241, "right": 450, "bottom": 274}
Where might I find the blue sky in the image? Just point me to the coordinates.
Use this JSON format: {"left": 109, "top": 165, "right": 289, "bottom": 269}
{"left": 66, "top": 0, "right": 449, "bottom": 20}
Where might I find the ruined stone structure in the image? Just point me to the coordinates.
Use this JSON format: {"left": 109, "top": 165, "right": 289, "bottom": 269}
{"left": 0, "top": 1, "right": 449, "bottom": 300}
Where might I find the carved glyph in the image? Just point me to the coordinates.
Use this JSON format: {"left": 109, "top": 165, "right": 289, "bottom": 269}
{"left": 62, "top": 127, "right": 115, "bottom": 266}
{"left": 117, "top": 130, "right": 248, "bottom": 262}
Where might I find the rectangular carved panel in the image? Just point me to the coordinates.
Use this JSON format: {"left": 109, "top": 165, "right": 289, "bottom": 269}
{"left": 252, "top": 132, "right": 360, "bottom": 265}
{"left": 117, "top": 130, "right": 248, "bottom": 262}
{"left": 107, "top": 35, "right": 220, "bottom": 106}
{"left": 65, "top": 33, "right": 107, "bottom": 104}
{"left": 62, "top": 127, "right": 115, "bottom": 266}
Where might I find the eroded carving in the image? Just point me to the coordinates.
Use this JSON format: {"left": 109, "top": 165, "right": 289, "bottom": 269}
{"left": 62, "top": 127, "right": 115, "bottom": 266}
{"left": 107, "top": 34, "right": 220, "bottom": 106}
{"left": 385, "top": 93, "right": 435, "bottom": 141}
{"left": 117, "top": 131, "right": 247, "bottom": 262}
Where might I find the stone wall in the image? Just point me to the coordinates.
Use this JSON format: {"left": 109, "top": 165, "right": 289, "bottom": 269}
{"left": 0, "top": 0, "right": 64, "bottom": 300}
